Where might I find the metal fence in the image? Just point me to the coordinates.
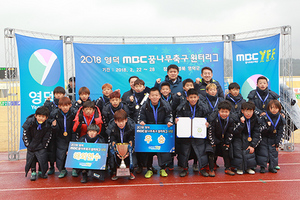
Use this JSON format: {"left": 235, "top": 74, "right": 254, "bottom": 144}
{"left": 4, "top": 25, "right": 293, "bottom": 160}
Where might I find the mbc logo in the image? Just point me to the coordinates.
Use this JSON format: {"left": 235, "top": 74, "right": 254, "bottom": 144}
{"left": 236, "top": 48, "right": 276, "bottom": 63}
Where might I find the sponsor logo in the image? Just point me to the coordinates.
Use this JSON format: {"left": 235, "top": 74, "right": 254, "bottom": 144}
{"left": 28, "top": 49, "right": 61, "bottom": 86}
{"left": 236, "top": 48, "right": 276, "bottom": 64}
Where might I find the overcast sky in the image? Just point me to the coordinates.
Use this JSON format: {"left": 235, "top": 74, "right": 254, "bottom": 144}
{"left": 0, "top": 0, "right": 299, "bottom": 66}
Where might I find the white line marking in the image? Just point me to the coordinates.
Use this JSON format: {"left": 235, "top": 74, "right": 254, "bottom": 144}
{"left": 0, "top": 179, "right": 300, "bottom": 192}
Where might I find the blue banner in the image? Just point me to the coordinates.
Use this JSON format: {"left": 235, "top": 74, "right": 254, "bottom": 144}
{"left": 74, "top": 42, "right": 224, "bottom": 101}
{"left": 16, "top": 34, "right": 64, "bottom": 149}
{"left": 135, "top": 124, "right": 175, "bottom": 153}
{"left": 232, "top": 34, "right": 280, "bottom": 99}
{"left": 65, "top": 142, "right": 108, "bottom": 170}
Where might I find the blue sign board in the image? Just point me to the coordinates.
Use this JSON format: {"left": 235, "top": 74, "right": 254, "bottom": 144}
{"left": 135, "top": 124, "right": 175, "bottom": 153}
{"left": 65, "top": 142, "right": 108, "bottom": 170}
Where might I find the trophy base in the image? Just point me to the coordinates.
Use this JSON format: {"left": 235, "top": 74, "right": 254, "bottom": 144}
{"left": 116, "top": 168, "right": 130, "bottom": 177}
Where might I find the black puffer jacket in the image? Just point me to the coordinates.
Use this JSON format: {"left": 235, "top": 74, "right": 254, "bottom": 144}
{"left": 138, "top": 99, "right": 173, "bottom": 124}
{"left": 247, "top": 87, "right": 279, "bottom": 115}
{"left": 231, "top": 113, "right": 261, "bottom": 170}
{"left": 176, "top": 100, "right": 208, "bottom": 169}
{"left": 50, "top": 107, "right": 77, "bottom": 171}
{"left": 22, "top": 114, "right": 52, "bottom": 176}
{"left": 256, "top": 111, "right": 285, "bottom": 169}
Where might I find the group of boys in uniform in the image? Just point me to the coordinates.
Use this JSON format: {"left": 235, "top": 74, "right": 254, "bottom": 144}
{"left": 22, "top": 64, "right": 285, "bottom": 183}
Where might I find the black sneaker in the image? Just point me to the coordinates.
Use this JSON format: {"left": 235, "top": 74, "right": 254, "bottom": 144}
{"left": 269, "top": 168, "right": 277, "bottom": 173}
{"left": 111, "top": 174, "right": 118, "bottom": 181}
{"left": 260, "top": 167, "right": 266, "bottom": 173}
{"left": 136, "top": 166, "right": 143, "bottom": 174}
{"left": 30, "top": 172, "right": 37, "bottom": 181}
{"left": 199, "top": 169, "right": 209, "bottom": 177}
{"left": 47, "top": 167, "right": 55, "bottom": 175}
{"left": 42, "top": 174, "right": 48, "bottom": 179}
{"left": 179, "top": 170, "right": 188, "bottom": 177}
{"left": 81, "top": 173, "right": 87, "bottom": 183}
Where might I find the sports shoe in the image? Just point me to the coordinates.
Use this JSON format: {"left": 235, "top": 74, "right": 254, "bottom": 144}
{"left": 145, "top": 170, "right": 153, "bottom": 178}
{"left": 81, "top": 173, "right": 87, "bottom": 183}
{"left": 179, "top": 169, "right": 188, "bottom": 177}
{"left": 167, "top": 162, "right": 174, "bottom": 171}
{"left": 136, "top": 166, "right": 143, "bottom": 174}
{"left": 129, "top": 173, "right": 135, "bottom": 180}
{"left": 236, "top": 170, "right": 244, "bottom": 175}
{"left": 225, "top": 169, "right": 235, "bottom": 176}
{"left": 38, "top": 171, "right": 42, "bottom": 177}
{"left": 47, "top": 167, "right": 55, "bottom": 175}
{"left": 30, "top": 172, "right": 37, "bottom": 181}
{"left": 246, "top": 169, "right": 255, "bottom": 175}
{"left": 260, "top": 167, "right": 266, "bottom": 173}
{"left": 269, "top": 168, "right": 277, "bottom": 173}
{"left": 200, "top": 169, "right": 209, "bottom": 177}
{"left": 275, "top": 166, "right": 280, "bottom": 170}
{"left": 58, "top": 170, "right": 68, "bottom": 178}
{"left": 111, "top": 174, "right": 118, "bottom": 181}
{"left": 42, "top": 174, "right": 48, "bottom": 179}
{"left": 160, "top": 169, "right": 168, "bottom": 177}
{"left": 72, "top": 169, "right": 78, "bottom": 177}
{"left": 208, "top": 170, "right": 215, "bottom": 177}
{"left": 193, "top": 164, "right": 199, "bottom": 172}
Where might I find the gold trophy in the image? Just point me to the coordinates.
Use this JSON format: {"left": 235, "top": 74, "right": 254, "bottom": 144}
{"left": 116, "top": 143, "right": 130, "bottom": 177}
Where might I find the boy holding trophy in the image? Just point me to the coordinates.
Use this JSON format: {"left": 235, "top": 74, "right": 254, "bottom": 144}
{"left": 106, "top": 109, "right": 135, "bottom": 180}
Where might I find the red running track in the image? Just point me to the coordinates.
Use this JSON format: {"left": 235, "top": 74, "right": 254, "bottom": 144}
{"left": 1, "top": 145, "right": 300, "bottom": 200}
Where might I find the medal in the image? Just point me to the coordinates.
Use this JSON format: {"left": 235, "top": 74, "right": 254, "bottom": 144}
{"left": 227, "top": 94, "right": 242, "bottom": 110}
{"left": 266, "top": 113, "right": 280, "bottom": 135}
{"left": 135, "top": 105, "right": 140, "bottom": 109}
{"left": 218, "top": 114, "right": 229, "bottom": 141}
{"left": 63, "top": 132, "right": 68, "bottom": 136}
{"left": 246, "top": 119, "right": 252, "bottom": 142}
{"left": 256, "top": 91, "right": 269, "bottom": 110}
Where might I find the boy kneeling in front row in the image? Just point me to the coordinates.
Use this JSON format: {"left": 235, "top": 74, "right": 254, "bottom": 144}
{"left": 78, "top": 124, "right": 106, "bottom": 183}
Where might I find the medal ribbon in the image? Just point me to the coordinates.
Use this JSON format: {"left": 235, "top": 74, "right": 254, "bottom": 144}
{"left": 110, "top": 103, "right": 123, "bottom": 116}
{"left": 256, "top": 91, "right": 269, "bottom": 107}
{"left": 85, "top": 138, "right": 99, "bottom": 143}
{"left": 189, "top": 103, "right": 196, "bottom": 119}
{"left": 119, "top": 126, "right": 126, "bottom": 143}
{"left": 162, "top": 94, "right": 170, "bottom": 102}
{"left": 218, "top": 113, "right": 229, "bottom": 138}
{"left": 206, "top": 97, "right": 219, "bottom": 111}
{"left": 227, "top": 94, "right": 242, "bottom": 108}
{"left": 150, "top": 101, "right": 160, "bottom": 124}
{"left": 246, "top": 119, "right": 251, "bottom": 138}
{"left": 61, "top": 111, "right": 68, "bottom": 133}
{"left": 133, "top": 93, "right": 139, "bottom": 106}
{"left": 37, "top": 123, "right": 42, "bottom": 130}
{"left": 83, "top": 114, "right": 95, "bottom": 126}
{"left": 52, "top": 101, "right": 58, "bottom": 108}
{"left": 266, "top": 113, "right": 280, "bottom": 131}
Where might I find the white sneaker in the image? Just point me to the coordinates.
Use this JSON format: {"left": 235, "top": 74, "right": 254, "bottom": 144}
{"left": 237, "top": 170, "right": 244, "bottom": 175}
{"left": 246, "top": 169, "right": 255, "bottom": 174}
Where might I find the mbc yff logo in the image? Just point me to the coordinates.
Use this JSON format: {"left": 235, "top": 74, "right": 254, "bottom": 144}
{"left": 236, "top": 48, "right": 276, "bottom": 64}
